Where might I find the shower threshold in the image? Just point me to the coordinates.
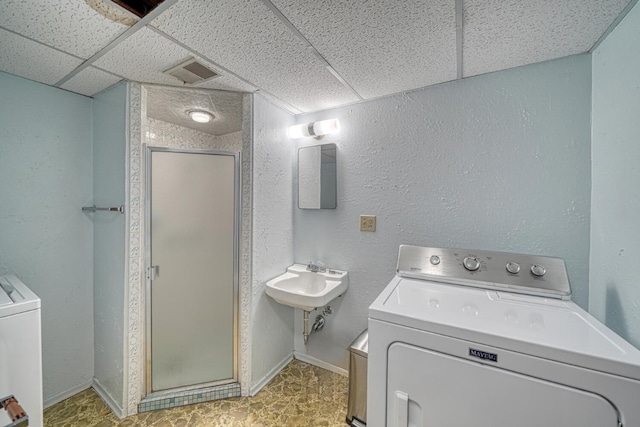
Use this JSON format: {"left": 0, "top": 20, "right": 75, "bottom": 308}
{"left": 138, "top": 382, "right": 241, "bottom": 413}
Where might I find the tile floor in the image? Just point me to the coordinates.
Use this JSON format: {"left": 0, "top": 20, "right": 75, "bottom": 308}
{"left": 43, "top": 360, "right": 349, "bottom": 426}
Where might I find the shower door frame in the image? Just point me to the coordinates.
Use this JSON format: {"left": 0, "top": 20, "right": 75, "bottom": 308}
{"left": 144, "top": 146, "right": 240, "bottom": 396}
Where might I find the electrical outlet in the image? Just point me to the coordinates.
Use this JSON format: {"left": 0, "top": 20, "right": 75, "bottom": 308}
{"left": 360, "top": 215, "right": 376, "bottom": 232}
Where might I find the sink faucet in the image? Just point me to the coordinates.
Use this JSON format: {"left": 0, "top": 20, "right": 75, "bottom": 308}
{"left": 306, "top": 261, "right": 326, "bottom": 273}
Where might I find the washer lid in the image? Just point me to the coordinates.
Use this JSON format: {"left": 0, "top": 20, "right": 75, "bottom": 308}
{"left": 370, "top": 275, "right": 640, "bottom": 381}
{"left": 0, "top": 285, "right": 12, "bottom": 306}
{"left": 0, "top": 275, "right": 41, "bottom": 318}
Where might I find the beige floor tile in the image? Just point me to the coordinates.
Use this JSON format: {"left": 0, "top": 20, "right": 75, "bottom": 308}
{"left": 44, "top": 361, "right": 349, "bottom": 427}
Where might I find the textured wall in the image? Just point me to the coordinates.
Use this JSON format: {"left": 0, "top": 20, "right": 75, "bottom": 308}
{"left": 251, "top": 94, "right": 295, "bottom": 390}
{"left": 590, "top": 1, "right": 640, "bottom": 349}
{"left": 216, "top": 131, "right": 244, "bottom": 150}
{"left": 293, "top": 55, "right": 592, "bottom": 370}
{"left": 147, "top": 118, "right": 242, "bottom": 151}
{"left": 92, "top": 82, "right": 127, "bottom": 414}
{"left": 0, "top": 72, "right": 94, "bottom": 404}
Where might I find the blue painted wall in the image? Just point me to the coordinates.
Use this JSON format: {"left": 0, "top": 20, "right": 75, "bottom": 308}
{"left": 92, "top": 82, "right": 127, "bottom": 413}
{"left": 590, "top": 1, "right": 640, "bottom": 349}
{"left": 0, "top": 71, "right": 94, "bottom": 404}
{"left": 293, "top": 55, "right": 593, "bottom": 370}
{"left": 251, "top": 94, "right": 296, "bottom": 392}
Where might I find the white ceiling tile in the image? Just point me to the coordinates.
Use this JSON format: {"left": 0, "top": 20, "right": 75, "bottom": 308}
{"left": 151, "top": 0, "right": 360, "bottom": 112}
{"left": 254, "top": 91, "right": 303, "bottom": 115}
{"left": 463, "top": 0, "right": 631, "bottom": 77}
{"left": 0, "top": 0, "right": 129, "bottom": 59}
{"left": 60, "top": 66, "right": 122, "bottom": 97}
{"left": 93, "top": 27, "right": 256, "bottom": 93}
{"left": 145, "top": 85, "right": 244, "bottom": 136}
{"left": 0, "top": 28, "right": 83, "bottom": 85}
{"left": 195, "top": 69, "right": 257, "bottom": 94}
{"left": 270, "top": 0, "right": 458, "bottom": 99}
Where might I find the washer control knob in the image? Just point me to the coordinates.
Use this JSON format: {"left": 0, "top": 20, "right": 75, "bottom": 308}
{"left": 463, "top": 256, "right": 481, "bottom": 271}
{"left": 506, "top": 262, "right": 520, "bottom": 274}
{"left": 430, "top": 255, "right": 441, "bottom": 265}
{"left": 530, "top": 264, "right": 546, "bottom": 277}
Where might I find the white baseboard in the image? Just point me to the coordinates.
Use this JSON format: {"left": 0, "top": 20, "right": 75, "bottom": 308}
{"left": 43, "top": 380, "right": 92, "bottom": 409}
{"left": 249, "top": 353, "right": 293, "bottom": 396}
{"left": 92, "top": 378, "right": 125, "bottom": 419}
{"left": 293, "top": 352, "right": 348, "bottom": 377}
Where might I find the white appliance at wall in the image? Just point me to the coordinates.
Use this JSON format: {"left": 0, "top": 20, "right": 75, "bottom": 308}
{"left": 368, "top": 245, "right": 640, "bottom": 427}
{"left": 0, "top": 275, "right": 42, "bottom": 427}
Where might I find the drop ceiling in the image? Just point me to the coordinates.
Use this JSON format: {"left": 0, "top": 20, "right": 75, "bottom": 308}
{"left": 0, "top": 0, "right": 635, "bottom": 114}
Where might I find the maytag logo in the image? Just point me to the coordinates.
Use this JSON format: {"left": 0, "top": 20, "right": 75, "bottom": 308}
{"left": 469, "top": 348, "right": 498, "bottom": 362}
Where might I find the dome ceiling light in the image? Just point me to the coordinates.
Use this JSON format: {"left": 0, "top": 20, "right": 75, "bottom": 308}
{"left": 188, "top": 110, "right": 214, "bottom": 123}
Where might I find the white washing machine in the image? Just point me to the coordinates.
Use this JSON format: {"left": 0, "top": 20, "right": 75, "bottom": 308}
{"left": 0, "top": 275, "right": 42, "bottom": 427}
{"left": 368, "top": 245, "right": 640, "bottom": 427}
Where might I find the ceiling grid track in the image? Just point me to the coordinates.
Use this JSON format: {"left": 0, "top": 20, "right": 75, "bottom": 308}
{"left": 146, "top": 26, "right": 302, "bottom": 114}
{"left": 589, "top": 0, "right": 639, "bottom": 52}
{"left": 258, "top": 0, "right": 364, "bottom": 101}
{"left": 54, "top": 0, "right": 179, "bottom": 87}
{"left": 455, "top": 0, "right": 463, "bottom": 80}
{"left": 88, "top": 64, "right": 127, "bottom": 81}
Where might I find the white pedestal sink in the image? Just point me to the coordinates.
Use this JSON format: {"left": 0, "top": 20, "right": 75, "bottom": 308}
{"left": 265, "top": 264, "right": 348, "bottom": 311}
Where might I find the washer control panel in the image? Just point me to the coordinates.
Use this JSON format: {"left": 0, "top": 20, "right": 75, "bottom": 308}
{"left": 463, "top": 256, "right": 481, "bottom": 271}
{"left": 505, "top": 262, "right": 521, "bottom": 274}
{"left": 396, "top": 245, "right": 571, "bottom": 299}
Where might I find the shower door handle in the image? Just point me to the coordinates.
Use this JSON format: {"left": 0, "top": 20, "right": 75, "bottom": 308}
{"left": 149, "top": 265, "right": 160, "bottom": 281}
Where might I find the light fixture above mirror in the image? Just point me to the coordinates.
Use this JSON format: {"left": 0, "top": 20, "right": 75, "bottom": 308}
{"left": 289, "top": 119, "right": 340, "bottom": 139}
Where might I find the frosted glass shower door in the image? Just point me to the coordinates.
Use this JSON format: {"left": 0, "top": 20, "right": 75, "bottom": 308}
{"left": 148, "top": 149, "right": 237, "bottom": 392}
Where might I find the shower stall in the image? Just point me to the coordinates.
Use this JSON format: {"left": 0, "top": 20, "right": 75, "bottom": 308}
{"left": 121, "top": 84, "right": 252, "bottom": 414}
{"left": 145, "top": 147, "right": 239, "bottom": 394}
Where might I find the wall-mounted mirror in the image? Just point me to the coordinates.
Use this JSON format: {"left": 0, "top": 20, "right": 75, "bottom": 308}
{"left": 298, "top": 143, "right": 337, "bottom": 209}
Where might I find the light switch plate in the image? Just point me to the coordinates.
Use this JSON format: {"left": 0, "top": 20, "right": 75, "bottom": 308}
{"left": 360, "top": 215, "right": 376, "bottom": 232}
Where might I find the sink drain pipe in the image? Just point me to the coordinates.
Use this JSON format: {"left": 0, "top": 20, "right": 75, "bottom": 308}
{"left": 303, "top": 306, "right": 331, "bottom": 345}
{"left": 304, "top": 310, "right": 310, "bottom": 345}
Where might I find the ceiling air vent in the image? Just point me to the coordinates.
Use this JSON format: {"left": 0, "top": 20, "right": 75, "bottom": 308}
{"left": 164, "top": 58, "right": 220, "bottom": 85}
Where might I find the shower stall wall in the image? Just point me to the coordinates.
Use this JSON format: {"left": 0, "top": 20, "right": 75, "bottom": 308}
{"left": 124, "top": 84, "right": 253, "bottom": 415}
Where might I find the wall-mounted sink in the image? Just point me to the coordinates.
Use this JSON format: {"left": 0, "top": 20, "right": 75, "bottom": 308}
{"left": 266, "top": 264, "right": 348, "bottom": 311}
